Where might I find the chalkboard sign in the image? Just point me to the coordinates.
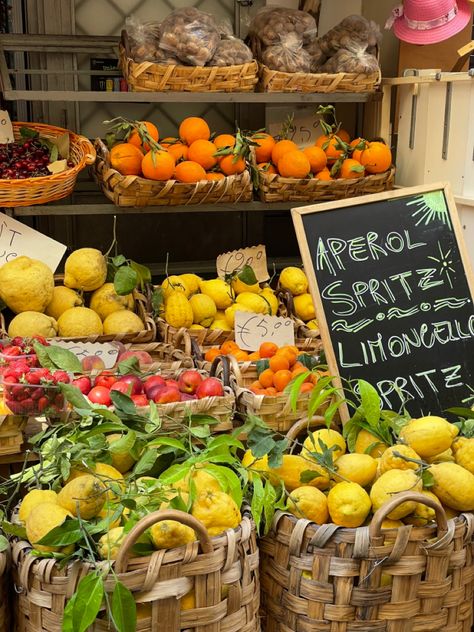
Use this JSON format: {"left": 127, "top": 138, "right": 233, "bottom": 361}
{"left": 292, "top": 183, "right": 474, "bottom": 421}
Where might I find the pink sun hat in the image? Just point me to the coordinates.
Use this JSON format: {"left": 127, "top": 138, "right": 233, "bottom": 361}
{"left": 385, "top": 0, "right": 472, "bottom": 44}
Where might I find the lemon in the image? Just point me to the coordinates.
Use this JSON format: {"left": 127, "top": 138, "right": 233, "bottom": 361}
{"left": 189, "top": 293, "right": 217, "bottom": 327}
{"left": 0, "top": 256, "right": 54, "bottom": 313}
{"left": 370, "top": 469, "right": 422, "bottom": 519}
{"left": 179, "top": 273, "right": 201, "bottom": 295}
{"left": 64, "top": 248, "right": 107, "bottom": 292}
{"left": 8, "top": 311, "right": 58, "bottom": 338}
{"left": 150, "top": 520, "right": 196, "bottom": 549}
{"left": 19, "top": 489, "right": 58, "bottom": 524}
{"left": 404, "top": 490, "right": 441, "bottom": 526}
{"left": 181, "top": 590, "right": 196, "bottom": 610}
{"left": 426, "top": 448, "right": 455, "bottom": 464}
{"left": 199, "top": 279, "right": 233, "bottom": 310}
{"left": 452, "top": 437, "right": 474, "bottom": 474}
{"left": 268, "top": 454, "right": 329, "bottom": 491}
{"left": 235, "top": 292, "right": 270, "bottom": 314}
{"left": 443, "top": 505, "right": 460, "bottom": 520}
{"left": 209, "top": 318, "right": 232, "bottom": 331}
{"left": 399, "top": 416, "right": 458, "bottom": 459}
{"left": 279, "top": 267, "right": 308, "bottom": 296}
{"left": 231, "top": 276, "right": 260, "bottom": 295}
{"left": 260, "top": 287, "right": 279, "bottom": 315}
{"left": 327, "top": 482, "right": 371, "bottom": 528}
{"left": 189, "top": 324, "right": 205, "bottom": 330}
{"left": 57, "top": 307, "right": 103, "bottom": 337}
{"left": 306, "top": 319, "right": 319, "bottom": 330}
{"left": 191, "top": 490, "right": 241, "bottom": 536}
{"left": 89, "top": 283, "right": 134, "bottom": 321}
{"left": 161, "top": 275, "right": 191, "bottom": 298}
{"left": 293, "top": 293, "right": 316, "bottom": 321}
{"left": 429, "top": 462, "right": 474, "bottom": 511}
{"left": 103, "top": 310, "right": 144, "bottom": 335}
{"left": 302, "top": 429, "right": 346, "bottom": 462}
{"left": 381, "top": 518, "right": 403, "bottom": 529}
{"left": 241, "top": 450, "right": 270, "bottom": 478}
{"left": 98, "top": 526, "right": 125, "bottom": 560}
{"left": 379, "top": 445, "right": 420, "bottom": 474}
{"left": 333, "top": 453, "right": 377, "bottom": 487}
{"left": 58, "top": 474, "right": 106, "bottom": 519}
{"left": 97, "top": 502, "right": 121, "bottom": 529}
{"left": 354, "top": 429, "right": 388, "bottom": 458}
{"left": 26, "top": 502, "right": 74, "bottom": 553}
{"left": 137, "top": 604, "right": 152, "bottom": 619}
{"left": 45, "top": 286, "right": 83, "bottom": 320}
{"left": 106, "top": 434, "right": 137, "bottom": 473}
{"left": 172, "top": 468, "right": 222, "bottom": 495}
{"left": 224, "top": 303, "right": 254, "bottom": 327}
{"left": 286, "top": 486, "right": 329, "bottom": 524}
{"left": 164, "top": 292, "right": 193, "bottom": 329}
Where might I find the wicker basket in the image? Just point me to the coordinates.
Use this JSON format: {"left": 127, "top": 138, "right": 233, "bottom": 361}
{"left": 119, "top": 31, "right": 258, "bottom": 93}
{"left": 258, "top": 62, "right": 381, "bottom": 93}
{"left": 0, "top": 545, "right": 10, "bottom": 632}
{"left": 260, "top": 493, "right": 474, "bottom": 632}
{"left": 0, "top": 122, "right": 95, "bottom": 207}
{"left": 258, "top": 166, "right": 395, "bottom": 203}
{"left": 123, "top": 329, "right": 194, "bottom": 375}
{"left": 12, "top": 508, "right": 261, "bottom": 632}
{"left": 0, "top": 414, "right": 27, "bottom": 456}
{"left": 277, "top": 289, "right": 323, "bottom": 355}
{"left": 94, "top": 138, "right": 253, "bottom": 207}
{"left": 157, "top": 317, "right": 236, "bottom": 349}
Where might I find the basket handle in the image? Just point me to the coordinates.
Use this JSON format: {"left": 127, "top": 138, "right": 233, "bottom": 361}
{"left": 114, "top": 509, "right": 213, "bottom": 574}
{"left": 209, "top": 354, "right": 231, "bottom": 388}
{"left": 173, "top": 327, "right": 193, "bottom": 358}
{"left": 284, "top": 416, "right": 328, "bottom": 442}
{"left": 221, "top": 352, "right": 243, "bottom": 387}
{"left": 77, "top": 135, "right": 96, "bottom": 165}
{"left": 370, "top": 492, "right": 448, "bottom": 540}
{"left": 190, "top": 336, "right": 204, "bottom": 363}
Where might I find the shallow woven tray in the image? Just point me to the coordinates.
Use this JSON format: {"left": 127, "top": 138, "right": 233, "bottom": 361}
{"left": 94, "top": 138, "right": 253, "bottom": 207}
{"left": 123, "top": 334, "right": 194, "bottom": 376}
{"left": 258, "top": 62, "right": 381, "bottom": 93}
{"left": 119, "top": 32, "right": 258, "bottom": 93}
{"left": 260, "top": 494, "right": 474, "bottom": 632}
{"left": 258, "top": 166, "right": 395, "bottom": 203}
{"left": 12, "top": 508, "right": 261, "bottom": 632}
{"left": 0, "top": 122, "right": 95, "bottom": 207}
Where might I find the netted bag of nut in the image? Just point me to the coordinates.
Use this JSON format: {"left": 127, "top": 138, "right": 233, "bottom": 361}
{"left": 208, "top": 37, "right": 253, "bottom": 67}
{"left": 125, "top": 16, "right": 164, "bottom": 63}
{"left": 304, "top": 38, "right": 327, "bottom": 73}
{"left": 249, "top": 6, "right": 317, "bottom": 47}
{"left": 261, "top": 32, "right": 312, "bottom": 73}
{"left": 319, "top": 15, "right": 382, "bottom": 57}
{"left": 319, "top": 43, "right": 379, "bottom": 74}
{"left": 159, "top": 7, "right": 220, "bottom": 66}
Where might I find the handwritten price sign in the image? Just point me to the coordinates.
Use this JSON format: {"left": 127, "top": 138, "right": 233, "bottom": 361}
{"left": 216, "top": 245, "right": 269, "bottom": 282}
{"left": 0, "top": 111, "right": 14, "bottom": 144}
{"left": 52, "top": 341, "right": 119, "bottom": 369}
{"left": 234, "top": 311, "right": 295, "bottom": 351}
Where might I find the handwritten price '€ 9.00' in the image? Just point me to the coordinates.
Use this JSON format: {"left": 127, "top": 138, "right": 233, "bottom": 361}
{"left": 235, "top": 313, "right": 294, "bottom": 350}
{"left": 218, "top": 248, "right": 265, "bottom": 277}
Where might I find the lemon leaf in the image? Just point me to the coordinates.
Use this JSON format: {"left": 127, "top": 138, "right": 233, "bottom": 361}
{"left": 37, "top": 518, "right": 82, "bottom": 546}
{"left": 300, "top": 470, "right": 323, "bottom": 484}
{"left": 114, "top": 266, "right": 138, "bottom": 296}
{"left": 71, "top": 573, "right": 104, "bottom": 632}
{"left": 238, "top": 264, "right": 257, "bottom": 286}
{"left": 358, "top": 379, "right": 381, "bottom": 427}
{"left": 0, "top": 535, "right": 8, "bottom": 553}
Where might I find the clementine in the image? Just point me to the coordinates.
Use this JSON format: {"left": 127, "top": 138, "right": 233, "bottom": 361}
{"left": 339, "top": 158, "right": 365, "bottom": 179}
{"left": 278, "top": 150, "right": 311, "bottom": 179}
{"left": 204, "top": 348, "right": 220, "bottom": 363}
{"left": 271, "top": 139, "right": 298, "bottom": 166}
{"left": 360, "top": 142, "right": 392, "bottom": 174}
{"left": 205, "top": 172, "right": 225, "bottom": 181}
{"left": 220, "top": 341, "right": 240, "bottom": 355}
{"left": 257, "top": 162, "right": 277, "bottom": 175}
{"left": 167, "top": 142, "right": 188, "bottom": 162}
{"left": 110, "top": 143, "right": 144, "bottom": 176}
{"left": 269, "top": 355, "right": 290, "bottom": 373}
{"left": 219, "top": 154, "right": 246, "bottom": 176}
{"left": 303, "top": 146, "right": 327, "bottom": 173}
{"left": 259, "top": 342, "right": 278, "bottom": 358}
{"left": 273, "top": 369, "right": 293, "bottom": 392}
{"left": 141, "top": 150, "right": 175, "bottom": 181}
{"left": 315, "top": 168, "right": 333, "bottom": 181}
{"left": 336, "top": 128, "right": 351, "bottom": 143}
{"left": 179, "top": 117, "right": 210, "bottom": 145}
{"left": 128, "top": 121, "right": 159, "bottom": 152}
{"left": 174, "top": 161, "right": 207, "bottom": 183}
{"left": 188, "top": 139, "right": 218, "bottom": 170}
{"left": 253, "top": 133, "right": 276, "bottom": 163}
{"left": 214, "top": 134, "right": 236, "bottom": 149}
{"left": 259, "top": 368, "right": 275, "bottom": 388}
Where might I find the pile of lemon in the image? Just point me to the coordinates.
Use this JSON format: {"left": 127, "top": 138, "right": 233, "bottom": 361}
{"left": 278, "top": 267, "right": 318, "bottom": 330}
{"left": 0, "top": 249, "right": 144, "bottom": 338}
{"left": 243, "top": 416, "right": 474, "bottom": 529}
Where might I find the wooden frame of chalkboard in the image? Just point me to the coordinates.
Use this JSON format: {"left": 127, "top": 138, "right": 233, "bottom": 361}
{"left": 292, "top": 182, "right": 474, "bottom": 423}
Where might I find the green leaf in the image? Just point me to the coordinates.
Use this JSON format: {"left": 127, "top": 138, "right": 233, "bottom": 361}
{"left": 120, "top": 498, "right": 137, "bottom": 511}
{"left": 190, "top": 425, "right": 211, "bottom": 439}
{"left": 205, "top": 465, "right": 242, "bottom": 507}
{"left": 110, "top": 391, "right": 136, "bottom": 416}
{"left": 267, "top": 438, "right": 288, "bottom": 469}
{"left": 159, "top": 463, "right": 190, "bottom": 485}
{"left": 62, "top": 592, "right": 77, "bottom": 632}
{"left": 114, "top": 266, "right": 138, "bottom": 295}
{"left": 286, "top": 372, "right": 310, "bottom": 411}
{"left": 300, "top": 470, "right": 323, "bottom": 484}
{"left": 1, "top": 521, "right": 27, "bottom": 539}
{"left": 111, "top": 255, "right": 127, "bottom": 267}
{"left": 108, "top": 431, "right": 136, "bottom": 456}
{"left": 111, "top": 581, "right": 137, "bottom": 632}
{"left": 324, "top": 399, "right": 343, "bottom": 427}
{"left": 262, "top": 481, "right": 277, "bottom": 535}
{"left": 358, "top": 379, "right": 381, "bottom": 427}
{"left": 238, "top": 265, "right": 257, "bottom": 286}
{"left": 46, "top": 345, "right": 82, "bottom": 373}
{"left": 151, "top": 287, "right": 164, "bottom": 317}
{"left": 422, "top": 470, "right": 435, "bottom": 488}
{"left": 37, "top": 519, "right": 82, "bottom": 546}
{"left": 147, "top": 437, "right": 187, "bottom": 452}
{"left": 71, "top": 573, "right": 104, "bottom": 632}
{"left": 130, "top": 260, "right": 152, "bottom": 288}
{"left": 33, "top": 341, "right": 56, "bottom": 369}
{"left": 189, "top": 414, "right": 220, "bottom": 426}
{"left": 446, "top": 407, "right": 474, "bottom": 420}
{"left": 49, "top": 144, "right": 59, "bottom": 162}
{"left": 117, "top": 356, "right": 141, "bottom": 375}
{"left": 247, "top": 428, "right": 275, "bottom": 459}
{"left": 133, "top": 450, "right": 158, "bottom": 477}
{"left": 20, "top": 126, "right": 39, "bottom": 138}
{"left": 60, "top": 458, "right": 71, "bottom": 482}
{"left": 0, "top": 535, "right": 8, "bottom": 552}
{"left": 60, "top": 384, "right": 92, "bottom": 410}
{"left": 251, "top": 475, "right": 264, "bottom": 534}
{"left": 206, "top": 435, "right": 244, "bottom": 453}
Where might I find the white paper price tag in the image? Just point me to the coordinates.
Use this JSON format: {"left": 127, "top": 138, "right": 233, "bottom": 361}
{"left": 266, "top": 106, "right": 323, "bottom": 148}
{"left": 51, "top": 341, "right": 119, "bottom": 369}
{"left": 0, "top": 212, "right": 67, "bottom": 271}
{"left": 216, "top": 245, "right": 269, "bottom": 282}
{"left": 234, "top": 311, "right": 295, "bottom": 351}
{"left": 0, "top": 111, "right": 14, "bottom": 143}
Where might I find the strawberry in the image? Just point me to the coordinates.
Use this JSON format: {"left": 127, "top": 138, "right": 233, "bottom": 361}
{"left": 52, "top": 370, "right": 70, "bottom": 384}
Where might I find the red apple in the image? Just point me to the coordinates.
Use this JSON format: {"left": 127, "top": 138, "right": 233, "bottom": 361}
{"left": 178, "top": 370, "right": 203, "bottom": 394}
{"left": 180, "top": 392, "right": 198, "bottom": 401}
{"left": 145, "top": 383, "right": 166, "bottom": 402}
{"left": 144, "top": 375, "right": 166, "bottom": 398}
{"left": 196, "top": 377, "right": 224, "bottom": 399}
{"left": 166, "top": 379, "right": 180, "bottom": 390}
{"left": 118, "top": 350, "right": 153, "bottom": 369}
{"left": 110, "top": 381, "right": 133, "bottom": 396}
{"left": 118, "top": 374, "right": 143, "bottom": 395}
{"left": 72, "top": 376, "right": 92, "bottom": 395}
{"left": 154, "top": 386, "right": 181, "bottom": 404}
{"left": 88, "top": 385, "right": 112, "bottom": 406}
{"left": 132, "top": 393, "right": 148, "bottom": 407}
{"left": 95, "top": 371, "right": 117, "bottom": 389}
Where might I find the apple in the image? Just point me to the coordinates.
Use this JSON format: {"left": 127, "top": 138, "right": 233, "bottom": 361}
{"left": 178, "top": 370, "right": 203, "bottom": 394}
{"left": 166, "top": 379, "right": 180, "bottom": 390}
{"left": 180, "top": 392, "right": 198, "bottom": 401}
{"left": 110, "top": 381, "right": 133, "bottom": 395}
{"left": 118, "top": 350, "right": 153, "bottom": 369}
{"left": 95, "top": 371, "right": 117, "bottom": 389}
{"left": 144, "top": 375, "right": 166, "bottom": 398}
{"left": 88, "top": 385, "right": 112, "bottom": 406}
{"left": 72, "top": 376, "right": 92, "bottom": 395}
{"left": 132, "top": 394, "right": 148, "bottom": 407}
{"left": 154, "top": 386, "right": 181, "bottom": 404}
{"left": 196, "top": 377, "right": 224, "bottom": 399}
{"left": 144, "top": 382, "right": 166, "bottom": 402}
{"left": 118, "top": 374, "right": 143, "bottom": 395}
{"left": 81, "top": 355, "right": 106, "bottom": 372}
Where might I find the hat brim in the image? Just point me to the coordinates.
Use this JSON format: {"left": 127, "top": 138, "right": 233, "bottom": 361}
{"left": 393, "top": 0, "right": 472, "bottom": 44}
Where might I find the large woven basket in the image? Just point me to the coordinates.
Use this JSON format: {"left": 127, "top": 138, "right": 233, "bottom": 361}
{"left": 123, "top": 329, "right": 194, "bottom": 375}
{"left": 277, "top": 289, "right": 323, "bottom": 355}
{"left": 0, "top": 414, "right": 27, "bottom": 456}
{"left": 12, "top": 508, "right": 261, "bottom": 632}
{"left": 0, "top": 122, "right": 95, "bottom": 207}
{"left": 258, "top": 166, "right": 395, "bottom": 203}
{"left": 0, "top": 544, "right": 10, "bottom": 632}
{"left": 157, "top": 318, "right": 235, "bottom": 349}
{"left": 258, "top": 62, "right": 381, "bottom": 93}
{"left": 94, "top": 138, "right": 253, "bottom": 207}
{"left": 260, "top": 493, "right": 474, "bottom": 632}
{"left": 119, "top": 31, "right": 258, "bottom": 93}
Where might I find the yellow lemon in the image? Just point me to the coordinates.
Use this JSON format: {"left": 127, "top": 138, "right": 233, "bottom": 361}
{"left": 327, "top": 482, "right": 371, "bottom": 528}
{"left": 286, "top": 486, "right": 329, "bottom": 524}
{"left": 429, "top": 462, "right": 474, "bottom": 511}
{"left": 333, "top": 453, "right": 377, "bottom": 487}
{"left": 57, "top": 307, "right": 103, "bottom": 337}
{"left": 191, "top": 490, "right": 241, "bottom": 537}
{"left": 161, "top": 275, "right": 191, "bottom": 298}
{"left": 379, "top": 445, "right": 421, "bottom": 474}
{"left": 189, "top": 293, "right": 216, "bottom": 327}
{"left": 354, "top": 429, "right": 388, "bottom": 458}
{"left": 150, "top": 520, "right": 196, "bottom": 549}
{"left": 45, "top": 286, "right": 83, "bottom": 320}
{"left": 98, "top": 526, "right": 125, "bottom": 560}
{"left": 189, "top": 324, "right": 205, "bottom": 330}
{"left": 209, "top": 318, "right": 232, "bottom": 331}
{"left": 235, "top": 292, "right": 270, "bottom": 314}
{"left": 64, "top": 248, "right": 107, "bottom": 292}
{"left": 224, "top": 303, "right": 254, "bottom": 327}
{"left": 103, "top": 310, "right": 144, "bottom": 335}
{"left": 404, "top": 490, "right": 441, "bottom": 526}
{"left": 260, "top": 287, "right": 279, "bottom": 315}
{"left": 370, "top": 469, "right": 422, "bottom": 519}
{"left": 426, "top": 448, "right": 455, "bottom": 464}
{"left": 302, "top": 429, "right": 346, "bottom": 462}
{"left": 0, "top": 256, "right": 54, "bottom": 313}
{"left": 381, "top": 518, "right": 403, "bottom": 529}
{"left": 268, "top": 454, "right": 329, "bottom": 491}
{"left": 58, "top": 474, "right": 106, "bottom": 519}
{"left": 179, "top": 273, "right": 201, "bottom": 295}
{"left": 279, "top": 267, "right": 308, "bottom": 296}
{"left": 199, "top": 279, "right": 233, "bottom": 310}
{"left": 399, "top": 416, "right": 458, "bottom": 459}
{"left": 8, "top": 311, "right": 58, "bottom": 338}
{"left": 89, "top": 283, "right": 134, "bottom": 321}
{"left": 172, "top": 468, "right": 222, "bottom": 495}
{"left": 106, "top": 434, "right": 137, "bottom": 473}
{"left": 452, "top": 437, "right": 474, "bottom": 474}
{"left": 293, "top": 293, "right": 316, "bottom": 321}
{"left": 26, "top": 503, "right": 74, "bottom": 553}
{"left": 306, "top": 319, "right": 319, "bottom": 330}
{"left": 164, "top": 292, "right": 193, "bottom": 328}
{"left": 181, "top": 590, "right": 196, "bottom": 610}
{"left": 231, "top": 276, "right": 260, "bottom": 295}
{"left": 19, "top": 489, "right": 58, "bottom": 524}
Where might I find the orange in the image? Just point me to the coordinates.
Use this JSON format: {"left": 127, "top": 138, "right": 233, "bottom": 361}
{"left": 292, "top": 365, "right": 309, "bottom": 379}
{"left": 204, "top": 348, "right": 220, "bottom": 363}
{"left": 249, "top": 380, "right": 261, "bottom": 391}
{"left": 257, "top": 162, "right": 277, "bottom": 175}
{"left": 188, "top": 139, "right": 218, "bottom": 170}
{"left": 110, "top": 143, "right": 144, "bottom": 176}
{"left": 269, "top": 355, "right": 290, "bottom": 373}
{"left": 160, "top": 137, "right": 178, "bottom": 148}
{"left": 315, "top": 168, "right": 333, "bottom": 181}
{"left": 205, "top": 172, "right": 225, "bottom": 181}
{"left": 247, "top": 351, "right": 260, "bottom": 361}
{"left": 250, "top": 386, "right": 265, "bottom": 395}
{"left": 300, "top": 382, "right": 314, "bottom": 393}
{"left": 167, "top": 142, "right": 188, "bottom": 162}
{"left": 336, "top": 129, "right": 351, "bottom": 143}
{"left": 271, "top": 140, "right": 298, "bottom": 167}
{"left": 323, "top": 136, "right": 345, "bottom": 164}
{"left": 315, "top": 134, "right": 331, "bottom": 149}
{"left": 219, "top": 155, "right": 246, "bottom": 176}
{"left": 174, "top": 161, "right": 207, "bottom": 183}
{"left": 179, "top": 117, "right": 211, "bottom": 145}
{"left": 350, "top": 137, "right": 368, "bottom": 162}
{"left": 277, "top": 347, "right": 297, "bottom": 366}
{"left": 128, "top": 121, "right": 159, "bottom": 152}
{"left": 259, "top": 368, "right": 275, "bottom": 388}
{"left": 233, "top": 349, "right": 249, "bottom": 361}
{"left": 259, "top": 342, "right": 278, "bottom": 358}
{"left": 253, "top": 133, "right": 276, "bottom": 163}
{"left": 265, "top": 387, "right": 278, "bottom": 396}
{"left": 214, "top": 134, "right": 236, "bottom": 150}
{"left": 273, "top": 369, "right": 293, "bottom": 392}
{"left": 278, "top": 150, "right": 311, "bottom": 179}
{"left": 303, "top": 146, "right": 327, "bottom": 174}
{"left": 220, "top": 341, "right": 240, "bottom": 355}
{"left": 360, "top": 142, "right": 392, "bottom": 174}
{"left": 339, "top": 158, "right": 365, "bottom": 179}
{"left": 141, "top": 150, "right": 175, "bottom": 181}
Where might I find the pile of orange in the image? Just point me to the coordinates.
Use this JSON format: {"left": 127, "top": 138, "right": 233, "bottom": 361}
{"left": 253, "top": 130, "right": 392, "bottom": 181}
{"left": 110, "top": 118, "right": 246, "bottom": 183}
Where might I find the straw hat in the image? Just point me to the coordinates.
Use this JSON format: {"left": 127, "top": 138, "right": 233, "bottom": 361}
{"left": 385, "top": 0, "right": 472, "bottom": 44}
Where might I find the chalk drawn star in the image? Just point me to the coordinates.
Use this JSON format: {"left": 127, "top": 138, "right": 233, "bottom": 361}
{"left": 427, "top": 242, "right": 456, "bottom": 289}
